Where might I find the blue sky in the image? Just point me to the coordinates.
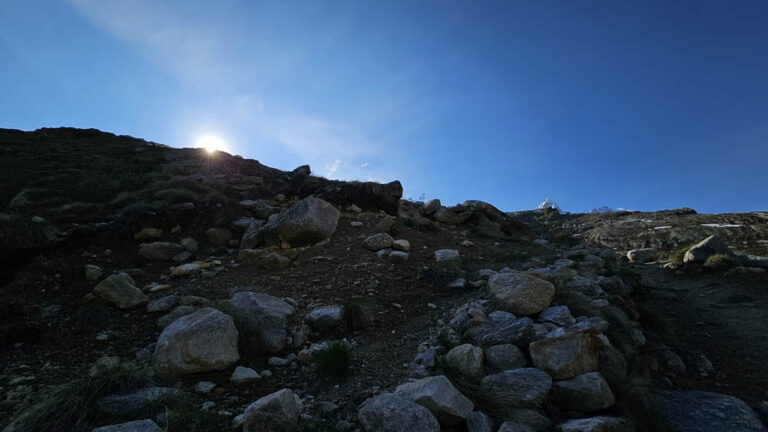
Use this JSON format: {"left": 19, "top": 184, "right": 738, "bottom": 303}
{"left": 1, "top": 1, "right": 767, "bottom": 213}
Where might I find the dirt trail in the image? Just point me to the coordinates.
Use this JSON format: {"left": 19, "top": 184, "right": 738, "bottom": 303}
{"left": 637, "top": 264, "right": 768, "bottom": 417}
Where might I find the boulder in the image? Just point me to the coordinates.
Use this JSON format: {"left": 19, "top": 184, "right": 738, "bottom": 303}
{"left": 146, "top": 295, "right": 179, "bottom": 313}
{"left": 423, "top": 199, "right": 442, "bottom": 215}
{"left": 205, "top": 227, "right": 232, "bottom": 245}
{"left": 392, "top": 239, "right": 411, "bottom": 251}
{"left": 85, "top": 264, "right": 103, "bottom": 281}
{"left": 488, "top": 272, "right": 555, "bottom": 315}
{"left": 626, "top": 248, "right": 655, "bottom": 263}
{"left": 485, "top": 343, "right": 527, "bottom": 372}
{"left": 224, "top": 291, "right": 294, "bottom": 353}
{"left": 539, "top": 305, "right": 576, "bottom": 327}
{"left": 240, "top": 199, "right": 282, "bottom": 219}
{"left": 169, "top": 263, "right": 202, "bottom": 277}
{"left": 502, "top": 408, "right": 552, "bottom": 432}
{"left": 362, "top": 233, "right": 394, "bottom": 251}
{"left": 243, "top": 388, "right": 303, "bottom": 432}
{"left": 445, "top": 344, "right": 484, "bottom": 378}
{"left": 260, "top": 252, "right": 292, "bottom": 270}
{"left": 529, "top": 332, "right": 600, "bottom": 379}
{"left": 683, "top": 235, "right": 734, "bottom": 264}
{"left": 180, "top": 237, "right": 198, "bottom": 252}
{"left": 388, "top": 250, "right": 410, "bottom": 263}
{"left": 152, "top": 308, "right": 239, "bottom": 376}
{"left": 91, "top": 419, "right": 162, "bottom": 432}
{"left": 231, "top": 366, "right": 261, "bottom": 384}
{"left": 551, "top": 372, "right": 615, "bottom": 412}
{"left": 395, "top": 375, "right": 474, "bottom": 425}
{"left": 240, "top": 221, "right": 266, "bottom": 249}
{"left": 435, "top": 249, "right": 460, "bottom": 262}
{"left": 156, "top": 306, "right": 198, "bottom": 328}
{"left": 466, "top": 411, "right": 495, "bottom": 432}
{"left": 96, "top": 387, "right": 184, "bottom": 415}
{"left": 480, "top": 368, "right": 552, "bottom": 408}
{"left": 557, "top": 416, "right": 634, "bottom": 432}
{"left": 464, "top": 314, "right": 535, "bottom": 347}
{"left": 305, "top": 305, "right": 343, "bottom": 332}
{"left": 137, "top": 242, "right": 184, "bottom": 261}
{"left": 652, "top": 390, "right": 767, "bottom": 432}
{"left": 93, "top": 273, "right": 148, "bottom": 309}
{"left": 357, "top": 393, "right": 440, "bottom": 432}
{"left": 261, "top": 197, "right": 340, "bottom": 247}
{"left": 133, "top": 228, "right": 162, "bottom": 241}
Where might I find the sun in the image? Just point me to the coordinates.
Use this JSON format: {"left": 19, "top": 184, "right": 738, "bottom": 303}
{"left": 196, "top": 135, "right": 227, "bottom": 154}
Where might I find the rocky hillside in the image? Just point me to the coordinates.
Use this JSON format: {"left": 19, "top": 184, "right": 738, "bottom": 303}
{"left": 1, "top": 128, "right": 767, "bottom": 432}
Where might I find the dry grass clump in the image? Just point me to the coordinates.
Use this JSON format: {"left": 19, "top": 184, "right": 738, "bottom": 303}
{"left": 4, "top": 358, "right": 151, "bottom": 432}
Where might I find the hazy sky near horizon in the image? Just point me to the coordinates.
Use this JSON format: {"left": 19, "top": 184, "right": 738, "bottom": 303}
{"left": 1, "top": 1, "right": 767, "bottom": 213}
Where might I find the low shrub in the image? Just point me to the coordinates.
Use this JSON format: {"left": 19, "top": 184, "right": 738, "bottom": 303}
{"left": 313, "top": 340, "right": 352, "bottom": 377}
{"left": 703, "top": 254, "right": 741, "bottom": 271}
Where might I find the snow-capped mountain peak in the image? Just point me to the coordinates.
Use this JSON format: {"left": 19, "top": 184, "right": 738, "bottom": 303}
{"left": 537, "top": 198, "right": 561, "bottom": 212}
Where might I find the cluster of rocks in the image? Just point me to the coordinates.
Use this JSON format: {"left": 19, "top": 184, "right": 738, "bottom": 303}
{"left": 399, "top": 198, "right": 533, "bottom": 240}
{"left": 626, "top": 234, "right": 768, "bottom": 275}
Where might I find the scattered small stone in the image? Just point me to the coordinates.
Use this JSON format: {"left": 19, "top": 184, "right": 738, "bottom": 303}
{"left": 392, "top": 239, "right": 411, "bottom": 251}
{"left": 231, "top": 366, "right": 261, "bottom": 384}
{"left": 85, "top": 264, "right": 103, "bottom": 281}
{"left": 194, "top": 381, "right": 216, "bottom": 394}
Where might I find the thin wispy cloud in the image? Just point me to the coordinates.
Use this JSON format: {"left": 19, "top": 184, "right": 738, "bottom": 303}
{"left": 66, "top": 0, "right": 402, "bottom": 182}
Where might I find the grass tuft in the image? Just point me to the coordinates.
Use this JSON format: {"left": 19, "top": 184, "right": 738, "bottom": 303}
{"left": 669, "top": 243, "right": 695, "bottom": 267}
{"left": 313, "top": 340, "right": 352, "bottom": 378}
{"left": 4, "top": 358, "right": 152, "bottom": 432}
{"left": 703, "top": 253, "right": 741, "bottom": 271}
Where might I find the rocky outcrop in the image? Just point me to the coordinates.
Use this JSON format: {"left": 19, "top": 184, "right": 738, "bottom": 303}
{"left": 152, "top": 308, "right": 239, "bottom": 376}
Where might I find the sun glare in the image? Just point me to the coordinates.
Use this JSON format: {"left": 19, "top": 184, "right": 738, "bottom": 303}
{"left": 196, "top": 135, "right": 227, "bottom": 154}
